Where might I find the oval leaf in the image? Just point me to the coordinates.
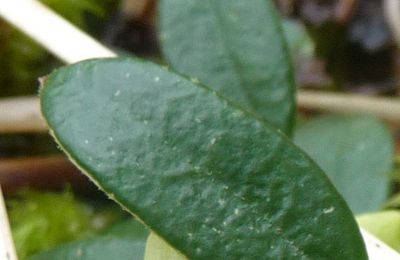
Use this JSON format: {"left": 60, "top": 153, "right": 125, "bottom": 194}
{"left": 159, "top": 0, "right": 296, "bottom": 135}
{"left": 295, "top": 115, "right": 394, "bottom": 214}
{"left": 41, "top": 58, "right": 366, "bottom": 259}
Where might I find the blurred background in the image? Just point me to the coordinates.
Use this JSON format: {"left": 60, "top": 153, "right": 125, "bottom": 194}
{"left": 1, "top": 0, "right": 400, "bottom": 258}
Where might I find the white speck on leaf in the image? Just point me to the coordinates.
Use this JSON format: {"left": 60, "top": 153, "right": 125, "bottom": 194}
{"left": 84, "top": 140, "right": 89, "bottom": 144}
{"left": 323, "top": 207, "right": 335, "bottom": 214}
{"left": 114, "top": 90, "right": 121, "bottom": 97}
{"left": 125, "top": 72, "right": 130, "bottom": 78}
{"left": 210, "top": 138, "right": 216, "bottom": 144}
{"left": 232, "top": 111, "right": 243, "bottom": 117}
{"left": 212, "top": 227, "right": 221, "bottom": 234}
{"left": 154, "top": 76, "right": 160, "bottom": 82}
{"left": 108, "top": 137, "right": 114, "bottom": 142}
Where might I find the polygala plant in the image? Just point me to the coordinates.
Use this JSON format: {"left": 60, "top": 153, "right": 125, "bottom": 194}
{"left": 33, "top": 0, "right": 381, "bottom": 259}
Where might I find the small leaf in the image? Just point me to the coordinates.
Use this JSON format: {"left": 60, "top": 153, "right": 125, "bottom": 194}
{"left": 295, "top": 115, "right": 394, "bottom": 214}
{"left": 30, "top": 238, "right": 146, "bottom": 260}
{"left": 41, "top": 58, "right": 366, "bottom": 259}
{"left": 144, "top": 233, "right": 186, "bottom": 260}
{"left": 31, "top": 218, "right": 149, "bottom": 260}
{"left": 357, "top": 211, "right": 400, "bottom": 252}
{"left": 159, "top": 0, "right": 296, "bottom": 135}
{"left": 102, "top": 218, "right": 149, "bottom": 240}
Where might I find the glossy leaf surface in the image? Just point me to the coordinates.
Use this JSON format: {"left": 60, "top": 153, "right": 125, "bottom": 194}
{"left": 160, "top": 0, "right": 296, "bottom": 134}
{"left": 41, "top": 58, "right": 366, "bottom": 259}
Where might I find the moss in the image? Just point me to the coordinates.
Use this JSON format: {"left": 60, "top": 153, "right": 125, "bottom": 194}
{"left": 7, "top": 189, "right": 121, "bottom": 259}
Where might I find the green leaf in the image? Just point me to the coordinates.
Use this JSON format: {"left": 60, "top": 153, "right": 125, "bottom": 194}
{"left": 357, "top": 211, "right": 400, "bottom": 252}
{"left": 159, "top": 0, "right": 296, "bottom": 135}
{"left": 102, "top": 218, "right": 149, "bottom": 240}
{"left": 31, "top": 218, "right": 149, "bottom": 260}
{"left": 281, "top": 19, "right": 314, "bottom": 59}
{"left": 41, "top": 58, "right": 366, "bottom": 259}
{"left": 144, "top": 233, "right": 187, "bottom": 260}
{"left": 295, "top": 115, "right": 394, "bottom": 214}
{"left": 30, "top": 238, "right": 145, "bottom": 260}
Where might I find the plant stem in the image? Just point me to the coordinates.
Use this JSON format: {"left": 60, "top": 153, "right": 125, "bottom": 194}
{"left": 0, "top": 0, "right": 116, "bottom": 63}
{"left": 1, "top": 91, "right": 400, "bottom": 134}
{"left": 0, "top": 97, "right": 45, "bottom": 133}
{"left": 0, "top": 186, "right": 17, "bottom": 260}
{"left": 384, "top": 0, "right": 400, "bottom": 46}
{"left": 298, "top": 90, "right": 400, "bottom": 123}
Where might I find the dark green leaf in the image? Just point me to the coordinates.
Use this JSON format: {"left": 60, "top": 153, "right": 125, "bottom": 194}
{"left": 295, "top": 115, "right": 394, "bottom": 214}
{"left": 30, "top": 238, "right": 145, "bottom": 260}
{"left": 41, "top": 58, "right": 366, "bottom": 259}
{"left": 159, "top": 0, "right": 296, "bottom": 135}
